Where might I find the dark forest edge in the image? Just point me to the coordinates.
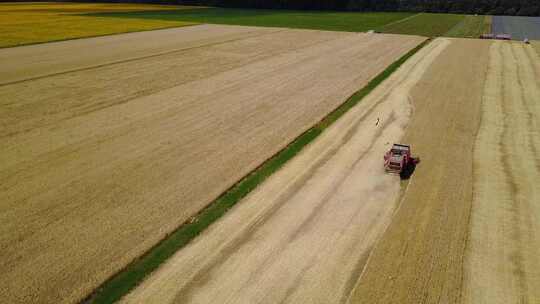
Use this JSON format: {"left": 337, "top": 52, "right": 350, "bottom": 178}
{"left": 58, "top": 0, "right": 540, "bottom": 16}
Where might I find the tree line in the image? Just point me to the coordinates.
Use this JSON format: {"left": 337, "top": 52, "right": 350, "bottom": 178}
{"left": 60, "top": 0, "right": 540, "bottom": 16}
{"left": 205, "top": 0, "right": 539, "bottom": 15}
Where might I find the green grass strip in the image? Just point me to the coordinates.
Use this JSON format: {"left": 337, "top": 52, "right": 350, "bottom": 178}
{"left": 84, "top": 38, "right": 429, "bottom": 304}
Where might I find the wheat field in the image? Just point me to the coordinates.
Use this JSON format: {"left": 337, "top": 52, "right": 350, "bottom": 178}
{"left": 0, "top": 2, "right": 196, "bottom": 47}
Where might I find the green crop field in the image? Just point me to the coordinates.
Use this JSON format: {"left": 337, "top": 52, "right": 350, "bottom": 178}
{"left": 379, "top": 13, "right": 466, "bottom": 37}
{"left": 90, "top": 8, "right": 414, "bottom": 32}
{"left": 93, "top": 8, "right": 493, "bottom": 38}
{"left": 444, "top": 15, "right": 492, "bottom": 38}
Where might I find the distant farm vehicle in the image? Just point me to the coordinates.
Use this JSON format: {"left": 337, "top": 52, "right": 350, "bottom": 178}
{"left": 496, "top": 34, "right": 512, "bottom": 40}
{"left": 479, "top": 33, "right": 512, "bottom": 40}
{"left": 479, "top": 33, "right": 495, "bottom": 39}
{"left": 384, "top": 144, "right": 420, "bottom": 179}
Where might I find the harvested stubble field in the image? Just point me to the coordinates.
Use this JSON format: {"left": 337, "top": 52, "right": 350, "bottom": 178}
{"left": 348, "top": 39, "right": 540, "bottom": 303}
{"left": 463, "top": 40, "right": 540, "bottom": 304}
{"left": 0, "top": 24, "right": 276, "bottom": 85}
{"left": 0, "top": 25, "right": 423, "bottom": 304}
{"left": 348, "top": 37, "right": 491, "bottom": 303}
{"left": 120, "top": 34, "right": 444, "bottom": 304}
{"left": 122, "top": 37, "right": 540, "bottom": 304}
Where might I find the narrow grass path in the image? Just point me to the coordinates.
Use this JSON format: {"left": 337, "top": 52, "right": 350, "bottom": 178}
{"left": 83, "top": 38, "right": 429, "bottom": 304}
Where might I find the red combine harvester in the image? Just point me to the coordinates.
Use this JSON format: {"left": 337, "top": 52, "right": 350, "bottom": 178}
{"left": 384, "top": 144, "right": 420, "bottom": 179}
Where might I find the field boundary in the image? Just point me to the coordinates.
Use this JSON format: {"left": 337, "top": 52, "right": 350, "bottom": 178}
{"left": 0, "top": 22, "right": 198, "bottom": 50}
{"left": 82, "top": 37, "right": 430, "bottom": 304}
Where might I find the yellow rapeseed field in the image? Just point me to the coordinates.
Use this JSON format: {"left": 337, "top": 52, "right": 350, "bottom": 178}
{"left": 0, "top": 2, "right": 197, "bottom": 47}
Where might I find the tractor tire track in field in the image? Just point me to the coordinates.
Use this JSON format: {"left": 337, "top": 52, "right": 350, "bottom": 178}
{"left": 500, "top": 43, "right": 527, "bottom": 299}
{"left": 174, "top": 111, "right": 392, "bottom": 301}
{"left": 120, "top": 38, "right": 447, "bottom": 304}
{"left": 346, "top": 38, "right": 540, "bottom": 304}
{"left": 511, "top": 44, "right": 540, "bottom": 173}
{"left": 463, "top": 41, "right": 540, "bottom": 304}
{"left": 521, "top": 44, "right": 540, "bottom": 172}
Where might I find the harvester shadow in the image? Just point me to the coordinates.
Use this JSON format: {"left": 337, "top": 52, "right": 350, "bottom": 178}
{"left": 399, "top": 162, "right": 417, "bottom": 180}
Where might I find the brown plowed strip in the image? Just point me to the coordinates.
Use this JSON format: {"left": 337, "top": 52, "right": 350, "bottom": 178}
{"left": 462, "top": 41, "right": 540, "bottom": 303}
{"left": 347, "top": 38, "right": 491, "bottom": 304}
{"left": 120, "top": 38, "right": 447, "bottom": 304}
{"left": 0, "top": 28, "right": 423, "bottom": 304}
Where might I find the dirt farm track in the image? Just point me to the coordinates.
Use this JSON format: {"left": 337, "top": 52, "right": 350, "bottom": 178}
{"left": 0, "top": 25, "right": 422, "bottom": 304}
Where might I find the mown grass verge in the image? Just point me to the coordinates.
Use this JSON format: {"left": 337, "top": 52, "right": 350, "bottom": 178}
{"left": 83, "top": 38, "right": 430, "bottom": 304}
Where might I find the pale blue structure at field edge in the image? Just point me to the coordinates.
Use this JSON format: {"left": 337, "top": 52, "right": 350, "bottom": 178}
{"left": 491, "top": 16, "right": 540, "bottom": 41}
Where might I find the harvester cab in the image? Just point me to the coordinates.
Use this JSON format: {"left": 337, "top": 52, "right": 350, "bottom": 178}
{"left": 384, "top": 144, "right": 420, "bottom": 179}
